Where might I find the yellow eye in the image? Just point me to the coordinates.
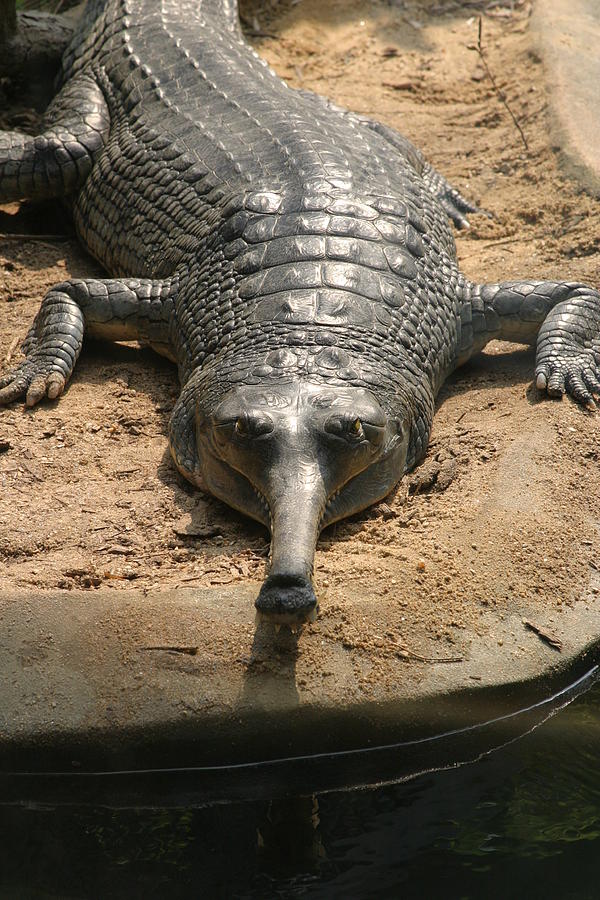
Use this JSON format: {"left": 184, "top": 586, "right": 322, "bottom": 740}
{"left": 235, "top": 417, "right": 247, "bottom": 435}
{"left": 350, "top": 418, "right": 362, "bottom": 435}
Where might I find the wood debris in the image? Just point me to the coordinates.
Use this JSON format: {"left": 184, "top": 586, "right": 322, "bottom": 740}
{"left": 139, "top": 645, "right": 199, "bottom": 656}
{"left": 523, "top": 619, "right": 563, "bottom": 652}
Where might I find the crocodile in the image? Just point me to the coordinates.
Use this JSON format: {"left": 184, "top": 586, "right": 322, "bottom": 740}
{"left": 1, "top": 0, "right": 599, "bottom": 624}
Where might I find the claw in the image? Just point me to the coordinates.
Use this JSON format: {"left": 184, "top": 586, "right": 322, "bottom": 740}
{"left": 26, "top": 375, "right": 50, "bottom": 407}
{"left": 47, "top": 373, "right": 65, "bottom": 401}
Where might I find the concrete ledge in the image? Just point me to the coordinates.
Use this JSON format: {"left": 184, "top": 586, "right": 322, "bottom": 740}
{"left": 1, "top": 667, "right": 597, "bottom": 806}
{"left": 1, "top": 587, "right": 599, "bottom": 784}
{"left": 531, "top": 0, "right": 600, "bottom": 195}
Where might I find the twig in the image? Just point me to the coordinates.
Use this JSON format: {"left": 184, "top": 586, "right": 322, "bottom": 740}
{"left": 469, "top": 17, "right": 528, "bottom": 151}
{"left": 522, "top": 619, "right": 563, "bottom": 652}
{"left": 382, "top": 82, "right": 417, "bottom": 93}
{"left": 482, "top": 235, "right": 527, "bottom": 248}
{"left": 432, "top": 0, "right": 523, "bottom": 13}
{"left": 19, "top": 461, "right": 43, "bottom": 483}
{"left": 397, "top": 645, "right": 464, "bottom": 664}
{"left": 139, "top": 645, "right": 199, "bottom": 656}
{"left": 4, "top": 336, "right": 19, "bottom": 364}
{"left": 0, "top": 233, "right": 70, "bottom": 242}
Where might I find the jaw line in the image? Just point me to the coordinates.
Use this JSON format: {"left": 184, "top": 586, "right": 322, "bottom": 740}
{"left": 200, "top": 434, "right": 404, "bottom": 539}
{"left": 320, "top": 436, "right": 408, "bottom": 528}
{"left": 255, "top": 604, "right": 319, "bottom": 629}
{"left": 200, "top": 447, "right": 272, "bottom": 528}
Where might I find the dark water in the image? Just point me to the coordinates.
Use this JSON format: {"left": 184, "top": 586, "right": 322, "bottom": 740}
{"left": 3, "top": 676, "right": 600, "bottom": 899}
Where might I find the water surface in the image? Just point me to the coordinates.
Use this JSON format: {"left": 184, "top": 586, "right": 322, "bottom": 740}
{"left": 2, "top": 676, "right": 600, "bottom": 899}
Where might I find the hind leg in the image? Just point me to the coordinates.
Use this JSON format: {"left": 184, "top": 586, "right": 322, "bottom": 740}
{"left": 0, "top": 72, "right": 108, "bottom": 202}
{"left": 296, "top": 90, "right": 479, "bottom": 228}
{"left": 356, "top": 117, "right": 479, "bottom": 228}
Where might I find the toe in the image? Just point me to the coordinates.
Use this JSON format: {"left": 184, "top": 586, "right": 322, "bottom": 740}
{"left": 0, "top": 375, "right": 27, "bottom": 405}
{"left": 583, "top": 368, "right": 600, "bottom": 396}
{"left": 547, "top": 370, "right": 566, "bottom": 397}
{"left": 566, "top": 371, "right": 595, "bottom": 408}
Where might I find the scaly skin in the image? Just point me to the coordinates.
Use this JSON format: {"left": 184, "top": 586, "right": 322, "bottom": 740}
{"left": 1, "top": 0, "right": 599, "bottom": 622}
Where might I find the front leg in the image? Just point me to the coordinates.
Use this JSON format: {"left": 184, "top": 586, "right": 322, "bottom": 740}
{"left": 0, "top": 277, "right": 177, "bottom": 406}
{"left": 470, "top": 280, "right": 600, "bottom": 409}
{"left": 535, "top": 288, "right": 600, "bottom": 410}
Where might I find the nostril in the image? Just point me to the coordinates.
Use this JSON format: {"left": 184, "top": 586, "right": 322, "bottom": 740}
{"left": 255, "top": 573, "right": 318, "bottom": 621}
{"left": 263, "top": 573, "right": 309, "bottom": 591}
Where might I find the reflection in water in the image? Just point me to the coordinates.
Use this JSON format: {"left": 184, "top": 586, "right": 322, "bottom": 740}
{"left": 3, "top": 680, "right": 600, "bottom": 898}
{"left": 257, "top": 796, "right": 327, "bottom": 883}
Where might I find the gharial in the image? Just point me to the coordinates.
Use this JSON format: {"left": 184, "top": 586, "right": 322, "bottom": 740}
{"left": 1, "top": 0, "right": 599, "bottom": 624}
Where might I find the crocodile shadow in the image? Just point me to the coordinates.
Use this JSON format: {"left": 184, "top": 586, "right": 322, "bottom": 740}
{"left": 240, "top": 620, "right": 301, "bottom": 712}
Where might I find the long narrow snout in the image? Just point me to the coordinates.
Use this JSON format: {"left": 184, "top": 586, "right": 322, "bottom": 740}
{"left": 200, "top": 380, "right": 401, "bottom": 624}
{"left": 255, "top": 465, "right": 325, "bottom": 624}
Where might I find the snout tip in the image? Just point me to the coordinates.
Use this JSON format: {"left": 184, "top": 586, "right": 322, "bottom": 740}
{"left": 255, "top": 573, "right": 319, "bottom": 625}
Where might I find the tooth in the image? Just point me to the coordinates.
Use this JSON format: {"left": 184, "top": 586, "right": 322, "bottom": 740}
{"left": 275, "top": 624, "right": 281, "bottom": 634}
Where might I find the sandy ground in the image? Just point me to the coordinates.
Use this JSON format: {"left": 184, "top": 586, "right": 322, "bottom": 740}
{"left": 1, "top": 0, "right": 599, "bottom": 673}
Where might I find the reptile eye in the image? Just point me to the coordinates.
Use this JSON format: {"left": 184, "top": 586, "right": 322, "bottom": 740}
{"left": 233, "top": 414, "right": 273, "bottom": 438}
{"left": 325, "top": 414, "right": 366, "bottom": 442}
{"left": 345, "top": 416, "right": 365, "bottom": 441}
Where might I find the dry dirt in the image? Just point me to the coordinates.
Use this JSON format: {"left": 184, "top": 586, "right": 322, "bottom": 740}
{"left": 1, "top": 0, "right": 599, "bottom": 675}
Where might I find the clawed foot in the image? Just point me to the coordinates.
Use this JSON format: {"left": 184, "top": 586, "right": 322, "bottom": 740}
{"left": 0, "top": 291, "right": 84, "bottom": 407}
{"left": 535, "top": 347, "right": 600, "bottom": 411}
{"left": 0, "top": 358, "right": 67, "bottom": 406}
{"left": 439, "top": 187, "right": 481, "bottom": 230}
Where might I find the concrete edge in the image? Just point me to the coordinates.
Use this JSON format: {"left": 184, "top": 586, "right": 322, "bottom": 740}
{"left": 2, "top": 587, "right": 600, "bottom": 785}
{"left": 531, "top": 0, "right": 600, "bottom": 196}
{"left": 1, "top": 654, "right": 598, "bottom": 806}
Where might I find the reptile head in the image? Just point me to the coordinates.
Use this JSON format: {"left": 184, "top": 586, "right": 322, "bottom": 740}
{"left": 193, "top": 380, "right": 409, "bottom": 625}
